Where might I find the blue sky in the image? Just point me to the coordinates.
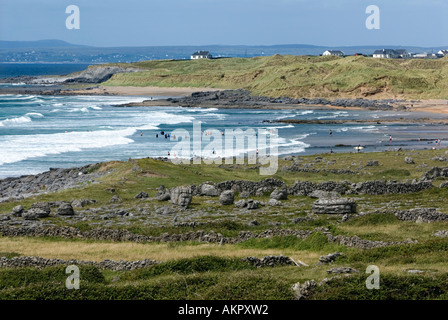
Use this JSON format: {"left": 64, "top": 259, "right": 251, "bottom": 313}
{"left": 0, "top": 0, "right": 447, "bottom": 47}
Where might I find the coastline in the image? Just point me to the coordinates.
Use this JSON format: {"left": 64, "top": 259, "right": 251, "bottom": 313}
{"left": 65, "top": 85, "right": 223, "bottom": 97}
{"left": 1, "top": 82, "right": 447, "bottom": 114}
{"left": 78, "top": 86, "right": 448, "bottom": 115}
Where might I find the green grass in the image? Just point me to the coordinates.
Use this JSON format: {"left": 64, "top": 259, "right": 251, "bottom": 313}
{"left": 312, "top": 273, "right": 448, "bottom": 300}
{"left": 2, "top": 149, "right": 448, "bottom": 299}
{"left": 120, "top": 256, "right": 256, "bottom": 280}
{"left": 102, "top": 55, "right": 448, "bottom": 100}
{"left": 0, "top": 270, "right": 295, "bottom": 300}
{"left": 0, "top": 265, "right": 105, "bottom": 290}
{"left": 238, "top": 233, "right": 347, "bottom": 252}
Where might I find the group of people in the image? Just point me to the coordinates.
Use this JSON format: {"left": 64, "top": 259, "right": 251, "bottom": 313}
{"left": 151, "top": 130, "right": 177, "bottom": 140}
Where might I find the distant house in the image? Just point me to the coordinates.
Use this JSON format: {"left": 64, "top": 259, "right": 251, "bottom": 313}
{"left": 191, "top": 51, "right": 212, "bottom": 60}
{"left": 373, "top": 49, "right": 400, "bottom": 59}
{"left": 438, "top": 50, "right": 448, "bottom": 57}
{"left": 395, "top": 49, "right": 410, "bottom": 59}
{"left": 322, "top": 50, "right": 344, "bottom": 57}
{"left": 413, "top": 52, "right": 438, "bottom": 59}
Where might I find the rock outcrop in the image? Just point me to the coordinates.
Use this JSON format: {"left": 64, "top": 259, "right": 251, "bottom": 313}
{"left": 219, "top": 190, "right": 235, "bottom": 205}
{"left": 312, "top": 198, "right": 357, "bottom": 215}
{"left": 170, "top": 186, "right": 192, "bottom": 208}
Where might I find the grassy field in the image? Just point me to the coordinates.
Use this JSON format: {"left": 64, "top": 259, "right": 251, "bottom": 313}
{"left": 102, "top": 55, "right": 448, "bottom": 100}
{"left": 1, "top": 149, "right": 448, "bottom": 299}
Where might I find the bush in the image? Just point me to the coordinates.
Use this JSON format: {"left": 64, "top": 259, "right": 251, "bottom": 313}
{"left": 0, "top": 272, "right": 295, "bottom": 300}
{"left": 0, "top": 265, "right": 105, "bottom": 290}
{"left": 238, "top": 233, "right": 346, "bottom": 251}
{"left": 121, "top": 256, "right": 255, "bottom": 280}
{"left": 312, "top": 273, "right": 448, "bottom": 300}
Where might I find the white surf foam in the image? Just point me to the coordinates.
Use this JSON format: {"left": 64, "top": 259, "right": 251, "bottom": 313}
{"left": 25, "top": 112, "right": 44, "bottom": 118}
{"left": 0, "top": 128, "right": 136, "bottom": 165}
{"left": 0, "top": 116, "right": 32, "bottom": 126}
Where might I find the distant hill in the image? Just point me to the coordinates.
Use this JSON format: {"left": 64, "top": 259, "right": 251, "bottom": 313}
{"left": 0, "top": 40, "right": 89, "bottom": 49}
{"left": 0, "top": 40, "right": 446, "bottom": 63}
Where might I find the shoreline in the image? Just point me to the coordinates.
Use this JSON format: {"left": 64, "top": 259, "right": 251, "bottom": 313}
{"left": 1, "top": 83, "right": 447, "bottom": 114}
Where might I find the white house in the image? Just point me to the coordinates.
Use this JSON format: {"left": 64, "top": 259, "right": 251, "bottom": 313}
{"left": 373, "top": 49, "right": 400, "bottom": 59}
{"left": 322, "top": 50, "right": 344, "bottom": 57}
{"left": 395, "top": 49, "right": 410, "bottom": 59}
{"left": 413, "top": 52, "right": 438, "bottom": 59}
{"left": 191, "top": 51, "right": 212, "bottom": 60}
{"left": 438, "top": 50, "right": 448, "bottom": 57}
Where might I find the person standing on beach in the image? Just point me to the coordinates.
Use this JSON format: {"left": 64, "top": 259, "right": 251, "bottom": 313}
{"left": 329, "top": 130, "right": 333, "bottom": 137}
{"left": 389, "top": 135, "right": 392, "bottom": 145}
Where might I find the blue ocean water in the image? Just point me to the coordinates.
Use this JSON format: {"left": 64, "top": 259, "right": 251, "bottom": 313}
{"left": 0, "top": 63, "right": 92, "bottom": 79}
{"left": 1, "top": 93, "right": 448, "bottom": 178}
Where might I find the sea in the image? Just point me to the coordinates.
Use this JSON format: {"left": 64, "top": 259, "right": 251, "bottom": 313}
{"left": 1, "top": 63, "right": 448, "bottom": 178}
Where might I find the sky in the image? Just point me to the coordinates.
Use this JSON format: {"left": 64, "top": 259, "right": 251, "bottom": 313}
{"left": 0, "top": 0, "right": 447, "bottom": 47}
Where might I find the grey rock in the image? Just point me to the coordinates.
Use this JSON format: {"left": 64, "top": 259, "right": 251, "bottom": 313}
{"left": 267, "top": 199, "right": 282, "bottom": 206}
{"left": 156, "top": 192, "right": 171, "bottom": 201}
{"left": 0, "top": 256, "right": 158, "bottom": 271}
{"left": 200, "top": 183, "right": 220, "bottom": 197}
{"left": 170, "top": 186, "right": 192, "bottom": 208}
{"left": 366, "top": 160, "right": 379, "bottom": 166}
{"left": 405, "top": 157, "right": 415, "bottom": 164}
{"left": 63, "top": 66, "right": 140, "bottom": 84}
{"left": 247, "top": 199, "right": 259, "bottom": 210}
{"left": 134, "top": 191, "right": 149, "bottom": 199}
{"left": 239, "top": 191, "right": 251, "bottom": 198}
{"left": 319, "top": 252, "right": 342, "bottom": 264}
{"left": 394, "top": 208, "right": 448, "bottom": 223}
{"left": 23, "top": 202, "right": 51, "bottom": 219}
{"left": 156, "top": 206, "right": 176, "bottom": 215}
{"left": 234, "top": 199, "right": 247, "bottom": 208}
{"left": 249, "top": 220, "right": 259, "bottom": 226}
{"left": 312, "top": 198, "right": 357, "bottom": 214}
{"left": 11, "top": 205, "right": 24, "bottom": 217}
{"left": 292, "top": 280, "right": 318, "bottom": 300}
{"left": 434, "top": 230, "right": 448, "bottom": 238}
{"left": 270, "top": 188, "right": 288, "bottom": 200}
{"left": 57, "top": 203, "right": 75, "bottom": 216}
{"left": 71, "top": 199, "right": 96, "bottom": 208}
{"left": 243, "top": 255, "right": 295, "bottom": 268}
{"left": 407, "top": 269, "right": 424, "bottom": 274}
{"left": 327, "top": 267, "right": 360, "bottom": 274}
{"left": 21, "top": 211, "right": 39, "bottom": 220}
{"left": 109, "top": 195, "right": 121, "bottom": 203}
{"left": 219, "top": 190, "right": 235, "bottom": 205}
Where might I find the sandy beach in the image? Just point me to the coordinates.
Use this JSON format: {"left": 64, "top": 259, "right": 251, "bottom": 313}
{"left": 408, "top": 99, "right": 448, "bottom": 114}
{"left": 68, "top": 85, "right": 223, "bottom": 97}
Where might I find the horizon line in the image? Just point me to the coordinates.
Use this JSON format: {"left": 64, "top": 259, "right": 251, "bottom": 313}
{"left": 1, "top": 39, "right": 447, "bottom": 49}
